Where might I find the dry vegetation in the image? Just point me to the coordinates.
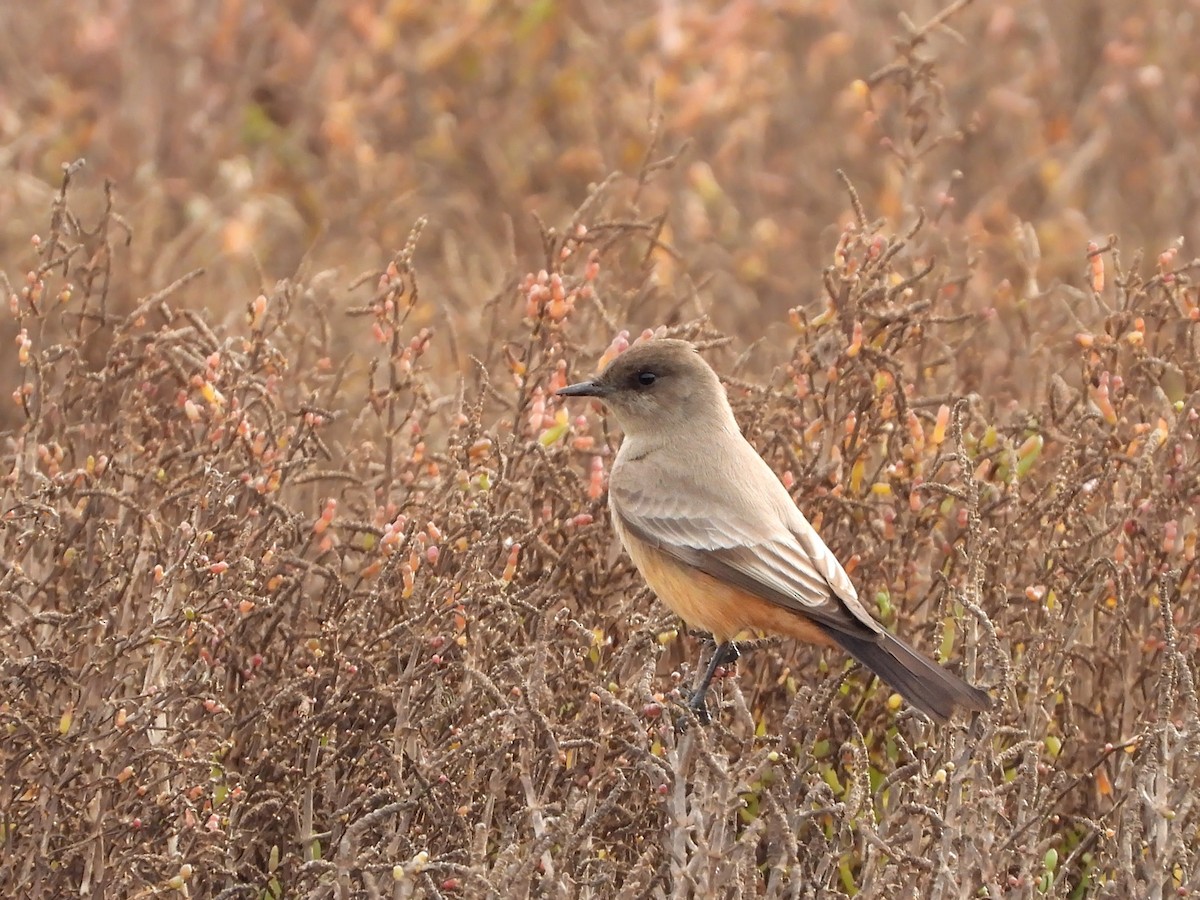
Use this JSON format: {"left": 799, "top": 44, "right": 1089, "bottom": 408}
{"left": 2, "top": 0, "right": 1199, "bottom": 897}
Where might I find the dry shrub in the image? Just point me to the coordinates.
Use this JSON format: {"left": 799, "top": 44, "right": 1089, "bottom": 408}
{"left": 2, "top": 155, "right": 1198, "bottom": 899}
{"left": 1, "top": 2, "right": 1199, "bottom": 899}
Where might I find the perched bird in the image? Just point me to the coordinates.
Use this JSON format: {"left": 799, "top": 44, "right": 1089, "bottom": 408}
{"left": 558, "top": 338, "right": 989, "bottom": 724}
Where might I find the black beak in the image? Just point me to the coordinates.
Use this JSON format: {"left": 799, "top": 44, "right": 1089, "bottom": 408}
{"left": 557, "top": 380, "right": 608, "bottom": 398}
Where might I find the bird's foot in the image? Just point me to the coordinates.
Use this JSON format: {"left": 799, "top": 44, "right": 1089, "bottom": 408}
{"left": 675, "top": 640, "right": 740, "bottom": 732}
{"left": 675, "top": 692, "right": 712, "bottom": 733}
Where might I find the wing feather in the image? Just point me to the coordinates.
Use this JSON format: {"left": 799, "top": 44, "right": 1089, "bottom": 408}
{"left": 610, "top": 480, "right": 881, "bottom": 639}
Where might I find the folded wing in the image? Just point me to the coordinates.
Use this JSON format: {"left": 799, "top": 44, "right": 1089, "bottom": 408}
{"left": 610, "top": 479, "right": 882, "bottom": 641}
{"left": 610, "top": 478, "right": 991, "bottom": 719}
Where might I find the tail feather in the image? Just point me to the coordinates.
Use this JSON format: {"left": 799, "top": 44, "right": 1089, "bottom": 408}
{"left": 830, "top": 628, "right": 990, "bottom": 722}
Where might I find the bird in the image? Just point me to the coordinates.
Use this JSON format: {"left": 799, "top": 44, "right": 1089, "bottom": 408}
{"left": 557, "top": 338, "right": 990, "bottom": 724}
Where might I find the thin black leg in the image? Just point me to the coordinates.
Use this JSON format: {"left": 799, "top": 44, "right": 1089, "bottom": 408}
{"left": 681, "top": 640, "right": 738, "bottom": 727}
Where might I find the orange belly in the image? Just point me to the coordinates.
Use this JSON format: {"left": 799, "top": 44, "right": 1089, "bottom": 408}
{"left": 622, "top": 530, "right": 835, "bottom": 647}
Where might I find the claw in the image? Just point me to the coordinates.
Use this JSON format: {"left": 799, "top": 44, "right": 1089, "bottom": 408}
{"left": 675, "top": 699, "right": 709, "bottom": 734}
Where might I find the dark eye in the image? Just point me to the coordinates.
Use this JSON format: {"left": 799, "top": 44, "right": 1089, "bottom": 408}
{"left": 636, "top": 371, "right": 657, "bottom": 387}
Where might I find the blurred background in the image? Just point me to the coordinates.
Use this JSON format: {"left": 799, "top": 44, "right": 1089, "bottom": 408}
{"left": 3, "top": 0, "right": 1197, "bottom": 358}
{"left": 2, "top": 1, "right": 1199, "bottom": 897}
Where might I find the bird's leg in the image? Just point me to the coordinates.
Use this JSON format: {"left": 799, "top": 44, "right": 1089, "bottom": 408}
{"left": 682, "top": 640, "right": 738, "bottom": 726}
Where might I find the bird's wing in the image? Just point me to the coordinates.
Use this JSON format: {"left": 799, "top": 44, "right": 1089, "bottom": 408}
{"left": 610, "top": 474, "right": 882, "bottom": 639}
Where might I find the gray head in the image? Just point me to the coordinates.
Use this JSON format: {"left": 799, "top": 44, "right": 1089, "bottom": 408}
{"left": 557, "top": 339, "right": 735, "bottom": 435}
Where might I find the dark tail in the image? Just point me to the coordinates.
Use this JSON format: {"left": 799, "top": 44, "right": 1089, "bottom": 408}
{"left": 831, "top": 628, "right": 990, "bottom": 722}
